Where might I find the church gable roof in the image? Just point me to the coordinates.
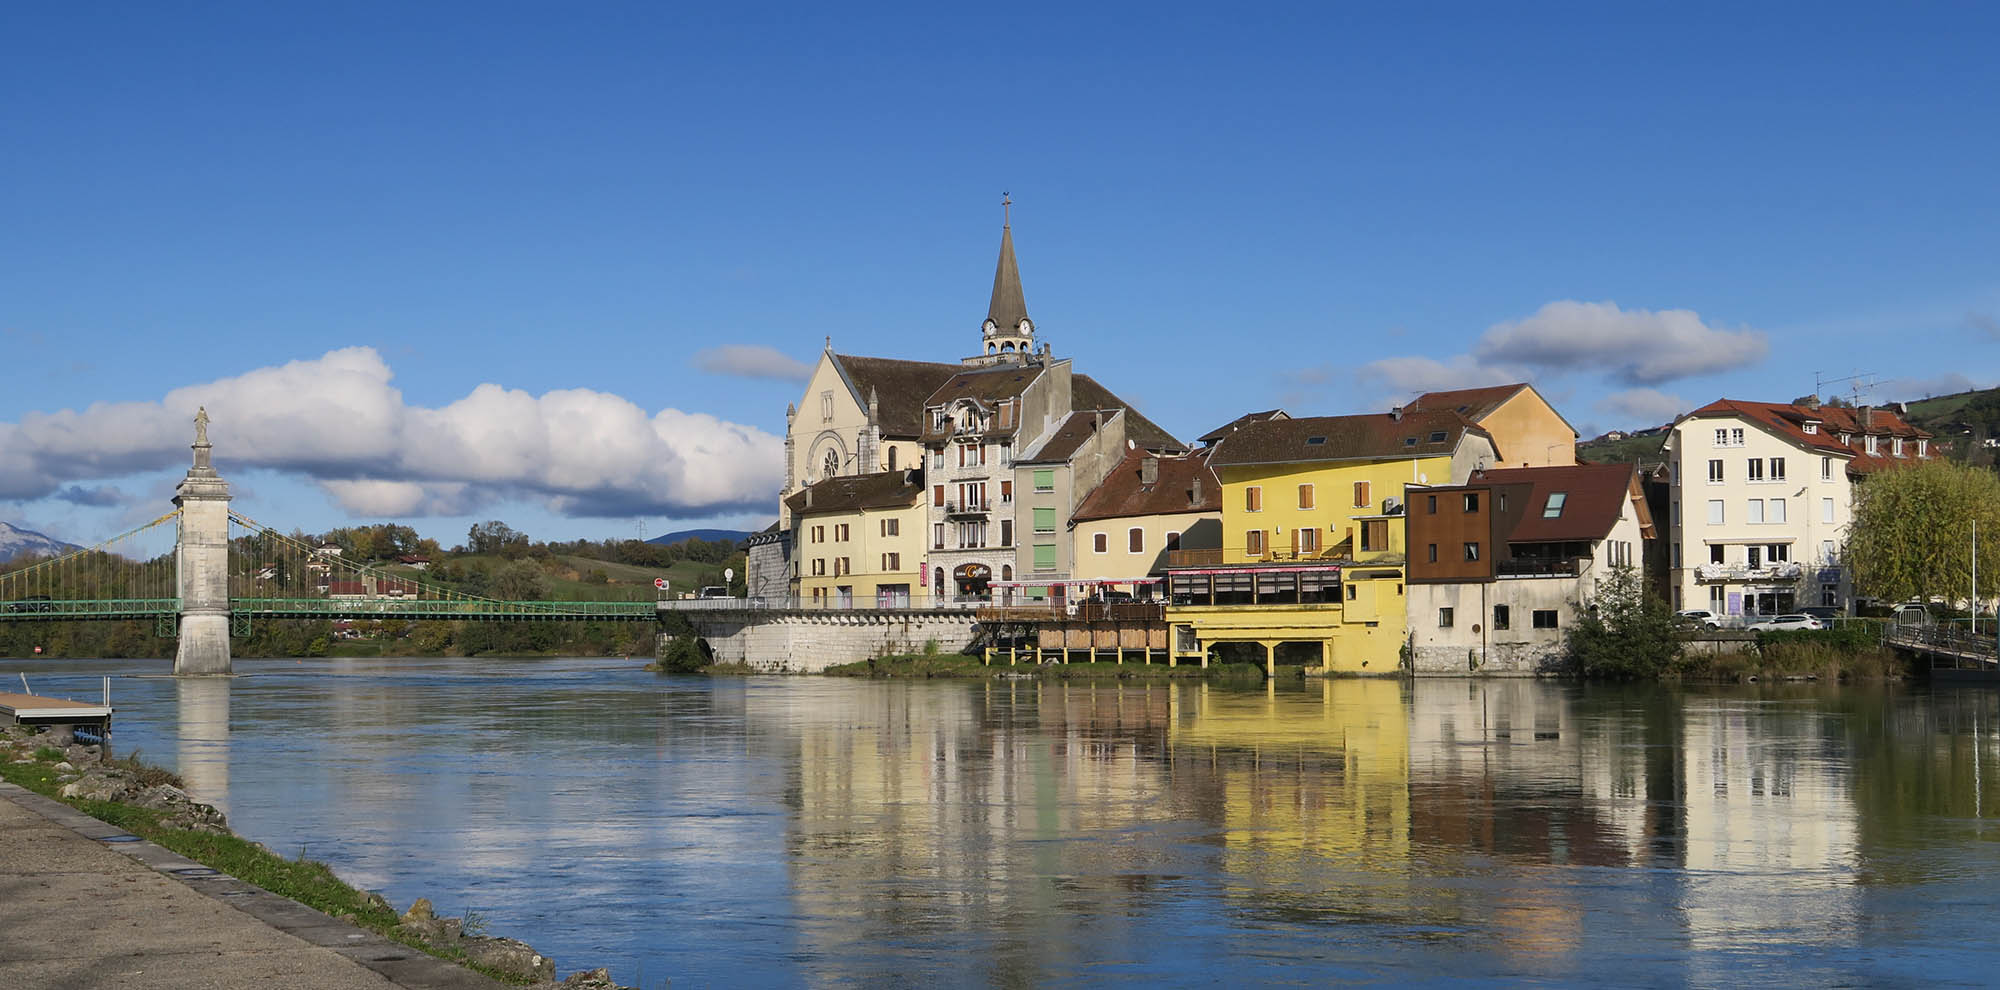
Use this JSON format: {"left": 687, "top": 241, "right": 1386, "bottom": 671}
{"left": 1072, "top": 374, "right": 1184, "bottom": 452}
{"left": 830, "top": 353, "right": 960, "bottom": 438}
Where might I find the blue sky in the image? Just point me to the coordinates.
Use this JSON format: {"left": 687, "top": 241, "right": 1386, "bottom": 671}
{"left": 4, "top": 2, "right": 1997, "bottom": 550}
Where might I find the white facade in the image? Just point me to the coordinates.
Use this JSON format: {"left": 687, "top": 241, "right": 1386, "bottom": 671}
{"left": 1665, "top": 414, "right": 1854, "bottom": 617}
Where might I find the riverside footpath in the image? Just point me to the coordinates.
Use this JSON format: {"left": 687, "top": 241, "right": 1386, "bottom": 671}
{"left": 0, "top": 781, "right": 505, "bottom": 990}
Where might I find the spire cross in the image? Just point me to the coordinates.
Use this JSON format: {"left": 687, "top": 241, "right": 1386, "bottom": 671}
{"left": 1002, "top": 192, "right": 1011, "bottom": 227}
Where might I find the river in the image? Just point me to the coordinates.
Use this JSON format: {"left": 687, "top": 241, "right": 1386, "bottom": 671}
{"left": 6, "top": 656, "right": 2000, "bottom": 987}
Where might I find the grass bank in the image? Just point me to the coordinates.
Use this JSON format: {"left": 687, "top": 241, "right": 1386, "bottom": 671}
{"left": 0, "top": 743, "right": 537, "bottom": 985}
{"left": 1675, "top": 624, "right": 1918, "bottom": 682}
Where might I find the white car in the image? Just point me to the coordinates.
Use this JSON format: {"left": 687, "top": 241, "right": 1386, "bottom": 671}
{"left": 1675, "top": 609, "right": 1721, "bottom": 630}
{"left": 1745, "top": 613, "right": 1825, "bottom": 632}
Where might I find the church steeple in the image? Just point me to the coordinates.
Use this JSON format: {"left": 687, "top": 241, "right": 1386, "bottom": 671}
{"left": 981, "top": 194, "right": 1034, "bottom": 359}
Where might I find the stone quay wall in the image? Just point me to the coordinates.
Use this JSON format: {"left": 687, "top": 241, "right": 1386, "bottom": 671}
{"left": 662, "top": 608, "right": 979, "bottom": 673}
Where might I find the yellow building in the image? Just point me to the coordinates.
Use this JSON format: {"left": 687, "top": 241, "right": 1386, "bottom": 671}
{"left": 1405, "top": 383, "right": 1577, "bottom": 468}
{"left": 784, "top": 470, "right": 928, "bottom": 607}
{"left": 1166, "top": 409, "right": 1497, "bottom": 675}
{"left": 1068, "top": 449, "right": 1222, "bottom": 584}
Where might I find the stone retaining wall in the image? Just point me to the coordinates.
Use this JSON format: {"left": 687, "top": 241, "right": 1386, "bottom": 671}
{"left": 663, "top": 609, "right": 979, "bottom": 673}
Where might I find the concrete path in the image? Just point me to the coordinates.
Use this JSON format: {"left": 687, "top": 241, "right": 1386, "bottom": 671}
{"left": 0, "top": 782, "right": 501, "bottom": 990}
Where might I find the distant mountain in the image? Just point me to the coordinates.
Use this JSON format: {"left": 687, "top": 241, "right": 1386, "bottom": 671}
{"left": 645, "top": 528, "right": 752, "bottom": 547}
{"left": 0, "top": 522, "right": 81, "bottom": 563}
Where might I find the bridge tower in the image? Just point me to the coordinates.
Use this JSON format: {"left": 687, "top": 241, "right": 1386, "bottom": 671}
{"left": 173, "top": 408, "right": 232, "bottom": 675}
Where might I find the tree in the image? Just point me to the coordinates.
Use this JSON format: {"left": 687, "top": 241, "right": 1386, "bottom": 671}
{"left": 1565, "top": 565, "right": 1682, "bottom": 679}
{"left": 1847, "top": 459, "right": 2000, "bottom": 606}
{"left": 493, "top": 561, "right": 550, "bottom": 601}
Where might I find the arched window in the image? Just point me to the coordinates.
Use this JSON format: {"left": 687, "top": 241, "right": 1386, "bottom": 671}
{"left": 933, "top": 568, "right": 945, "bottom": 599}
{"left": 1001, "top": 565, "right": 1012, "bottom": 581}
{"left": 987, "top": 342, "right": 997, "bottom": 354}
{"left": 822, "top": 449, "right": 840, "bottom": 481}
{"left": 887, "top": 447, "right": 897, "bottom": 471}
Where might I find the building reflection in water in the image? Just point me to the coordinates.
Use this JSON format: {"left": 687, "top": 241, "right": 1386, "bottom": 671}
{"left": 175, "top": 676, "right": 231, "bottom": 816}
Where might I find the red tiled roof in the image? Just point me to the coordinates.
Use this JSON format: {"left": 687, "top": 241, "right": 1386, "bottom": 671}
{"left": 1477, "top": 462, "right": 1646, "bottom": 544}
{"left": 1073, "top": 449, "right": 1221, "bottom": 522}
{"left": 1682, "top": 398, "right": 1934, "bottom": 475}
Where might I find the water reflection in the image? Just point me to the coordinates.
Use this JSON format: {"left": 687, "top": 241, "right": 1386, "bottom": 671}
{"left": 174, "top": 676, "right": 230, "bottom": 815}
{"left": 8, "top": 659, "right": 2000, "bottom": 986}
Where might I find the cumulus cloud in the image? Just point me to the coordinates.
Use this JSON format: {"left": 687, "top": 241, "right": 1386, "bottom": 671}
{"left": 1473, "top": 300, "right": 1767, "bottom": 385}
{"left": 1595, "top": 388, "right": 1687, "bottom": 426}
{"left": 1356, "top": 354, "right": 1526, "bottom": 396}
{"left": 694, "top": 345, "right": 813, "bottom": 383}
{"left": 0, "top": 347, "right": 783, "bottom": 518}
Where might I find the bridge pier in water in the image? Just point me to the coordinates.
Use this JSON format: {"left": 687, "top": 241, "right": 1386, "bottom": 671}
{"left": 173, "top": 409, "right": 232, "bottom": 676}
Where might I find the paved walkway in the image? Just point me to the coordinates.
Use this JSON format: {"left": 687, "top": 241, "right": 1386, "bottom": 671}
{"left": 0, "top": 782, "right": 501, "bottom": 990}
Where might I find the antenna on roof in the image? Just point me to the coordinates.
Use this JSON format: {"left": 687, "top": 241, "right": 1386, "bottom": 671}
{"left": 1814, "top": 369, "right": 1880, "bottom": 405}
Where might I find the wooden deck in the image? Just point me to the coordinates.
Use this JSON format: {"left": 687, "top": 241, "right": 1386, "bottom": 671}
{"left": 0, "top": 691, "right": 113, "bottom": 728}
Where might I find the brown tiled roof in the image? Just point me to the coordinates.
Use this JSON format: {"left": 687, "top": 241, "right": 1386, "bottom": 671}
{"left": 1477, "top": 463, "right": 1647, "bottom": 544}
{"left": 1682, "top": 398, "right": 1934, "bottom": 475}
{"left": 923, "top": 364, "right": 1044, "bottom": 410}
{"left": 1073, "top": 449, "right": 1221, "bottom": 522}
{"left": 1197, "top": 409, "right": 1287, "bottom": 445}
{"left": 832, "top": 354, "right": 960, "bottom": 438}
{"left": 1405, "top": 384, "right": 1528, "bottom": 421}
{"left": 1018, "top": 410, "right": 1113, "bottom": 464}
{"left": 783, "top": 469, "right": 924, "bottom": 517}
{"left": 1073, "top": 374, "right": 1184, "bottom": 452}
{"left": 1207, "top": 409, "right": 1489, "bottom": 468}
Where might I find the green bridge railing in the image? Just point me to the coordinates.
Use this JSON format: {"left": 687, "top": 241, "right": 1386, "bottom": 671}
{"left": 0, "top": 598, "right": 658, "bottom": 623}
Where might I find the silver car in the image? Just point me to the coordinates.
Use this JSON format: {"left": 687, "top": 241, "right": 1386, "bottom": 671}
{"left": 1745, "top": 613, "right": 1825, "bottom": 632}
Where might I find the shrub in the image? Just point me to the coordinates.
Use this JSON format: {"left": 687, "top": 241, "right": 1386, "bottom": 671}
{"left": 1566, "top": 565, "right": 1682, "bottom": 679}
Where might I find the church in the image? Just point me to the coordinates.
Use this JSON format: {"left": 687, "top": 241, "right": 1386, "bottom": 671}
{"left": 751, "top": 209, "right": 1185, "bottom": 603}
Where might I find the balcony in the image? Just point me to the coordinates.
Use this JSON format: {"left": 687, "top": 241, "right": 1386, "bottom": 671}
{"left": 1496, "top": 558, "right": 1581, "bottom": 578}
{"left": 1696, "top": 561, "right": 1803, "bottom": 583}
{"left": 944, "top": 498, "right": 992, "bottom": 518}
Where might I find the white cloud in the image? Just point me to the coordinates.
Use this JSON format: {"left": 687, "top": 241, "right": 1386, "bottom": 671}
{"left": 1887, "top": 373, "right": 1989, "bottom": 400}
{"left": 0, "top": 347, "right": 783, "bottom": 518}
{"left": 1356, "top": 354, "right": 1525, "bottom": 397}
{"left": 694, "top": 345, "right": 813, "bottom": 383}
{"left": 1595, "top": 387, "right": 1687, "bottom": 426}
{"left": 1473, "top": 300, "right": 1767, "bottom": 385}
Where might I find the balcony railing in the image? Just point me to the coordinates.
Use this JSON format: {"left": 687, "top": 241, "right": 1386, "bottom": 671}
{"left": 1696, "top": 561, "right": 1804, "bottom": 583}
{"left": 1496, "top": 558, "right": 1581, "bottom": 578}
{"left": 944, "top": 498, "right": 992, "bottom": 517}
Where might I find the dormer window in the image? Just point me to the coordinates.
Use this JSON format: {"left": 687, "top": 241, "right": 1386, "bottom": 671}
{"left": 1892, "top": 437, "right": 1904, "bottom": 456}
{"left": 1543, "top": 492, "right": 1568, "bottom": 518}
{"left": 1306, "top": 436, "right": 1326, "bottom": 445}
{"left": 1428, "top": 431, "right": 1447, "bottom": 443}
{"left": 1919, "top": 439, "right": 1929, "bottom": 456}
{"left": 1803, "top": 423, "right": 1818, "bottom": 434}
{"left": 931, "top": 408, "right": 947, "bottom": 432}
{"left": 1839, "top": 433, "right": 1851, "bottom": 445}
{"left": 1865, "top": 435, "right": 1878, "bottom": 455}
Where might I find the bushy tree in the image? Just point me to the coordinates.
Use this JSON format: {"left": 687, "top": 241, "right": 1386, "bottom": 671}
{"left": 1566, "top": 565, "right": 1682, "bottom": 679}
{"left": 1847, "top": 459, "right": 2000, "bottom": 606}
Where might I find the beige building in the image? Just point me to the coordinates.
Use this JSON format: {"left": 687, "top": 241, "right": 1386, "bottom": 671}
{"left": 1069, "top": 449, "right": 1222, "bottom": 583}
{"left": 1406, "top": 383, "right": 1578, "bottom": 468}
{"left": 1663, "top": 397, "right": 1934, "bottom": 617}
{"left": 785, "top": 470, "right": 928, "bottom": 607}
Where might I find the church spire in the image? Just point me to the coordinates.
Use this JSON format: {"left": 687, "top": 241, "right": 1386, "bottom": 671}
{"left": 981, "top": 193, "right": 1034, "bottom": 359}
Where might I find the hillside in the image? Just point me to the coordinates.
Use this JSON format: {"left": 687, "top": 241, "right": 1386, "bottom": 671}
{"left": 0, "top": 522, "right": 81, "bottom": 564}
{"left": 1576, "top": 432, "right": 1668, "bottom": 466}
{"left": 646, "top": 528, "right": 753, "bottom": 546}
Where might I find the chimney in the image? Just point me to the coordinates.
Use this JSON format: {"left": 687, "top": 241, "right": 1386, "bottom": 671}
{"left": 1801, "top": 395, "right": 1820, "bottom": 411}
{"left": 1190, "top": 475, "right": 1205, "bottom": 506}
{"left": 1092, "top": 410, "right": 1103, "bottom": 432}
{"left": 1390, "top": 406, "right": 1403, "bottom": 421}
{"left": 1141, "top": 456, "right": 1159, "bottom": 487}
{"left": 804, "top": 488, "right": 813, "bottom": 508}
{"left": 1859, "top": 405, "right": 1874, "bottom": 429}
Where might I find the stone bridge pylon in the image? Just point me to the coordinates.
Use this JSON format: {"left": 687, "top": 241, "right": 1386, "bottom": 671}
{"left": 173, "top": 407, "right": 232, "bottom": 676}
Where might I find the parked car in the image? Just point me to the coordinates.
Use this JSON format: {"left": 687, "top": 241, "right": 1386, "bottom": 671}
{"left": 696, "top": 586, "right": 731, "bottom": 599}
{"left": 1674, "top": 609, "right": 1721, "bottom": 630}
{"left": 1800, "top": 606, "right": 1842, "bottom": 621}
{"left": 1745, "top": 613, "right": 1825, "bottom": 632}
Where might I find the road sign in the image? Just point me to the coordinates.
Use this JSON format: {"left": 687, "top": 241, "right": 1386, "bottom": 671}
{"left": 654, "top": 578, "right": 668, "bottom": 590}
{"left": 724, "top": 568, "right": 734, "bottom": 582}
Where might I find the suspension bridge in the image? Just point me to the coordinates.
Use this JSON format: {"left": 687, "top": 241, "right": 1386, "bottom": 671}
{"left": 0, "top": 410, "right": 656, "bottom": 674}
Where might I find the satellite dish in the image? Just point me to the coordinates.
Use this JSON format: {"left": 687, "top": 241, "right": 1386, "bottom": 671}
{"left": 1126, "top": 439, "right": 1134, "bottom": 450}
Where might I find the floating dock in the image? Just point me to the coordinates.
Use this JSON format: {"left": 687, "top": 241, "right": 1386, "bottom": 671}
{"left": 0, "top": 691, "right": 113, "bottom": 735}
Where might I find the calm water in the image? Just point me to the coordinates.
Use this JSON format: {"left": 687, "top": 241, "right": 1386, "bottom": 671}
{"left": 7, "top": 657, "right": 2000, "bottom": 988}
